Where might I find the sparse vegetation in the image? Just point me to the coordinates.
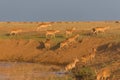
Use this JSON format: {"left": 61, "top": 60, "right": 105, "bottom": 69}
{"left": 0, "top": 21, "right": 119, "bottom": 80}
{"left": 72, "top": 66, "right": 96, "bottom": 80}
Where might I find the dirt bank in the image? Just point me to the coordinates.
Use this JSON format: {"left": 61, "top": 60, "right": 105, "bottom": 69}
{"left": 0, "top": 37, "right": 117, "bottom": 64}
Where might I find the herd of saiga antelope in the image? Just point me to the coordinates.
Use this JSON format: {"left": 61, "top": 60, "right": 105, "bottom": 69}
{"left": 9, "top": 23, "right": 116, "bottom": 80}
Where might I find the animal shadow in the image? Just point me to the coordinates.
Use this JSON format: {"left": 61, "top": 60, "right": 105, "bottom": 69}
{"left": 36, "top": 41, "right": 45, "bottom": 49}
{"left": 50, "top": 42, "right": 60, "bottom": 50}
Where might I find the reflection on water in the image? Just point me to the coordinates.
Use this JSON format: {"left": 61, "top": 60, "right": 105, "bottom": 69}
{"left": 0, "top": 62, "right": 67, "bottom": 80}
{"left": 0, "top": 74, "right": 9, "bottom": 80}
{"left": 0, "top": 62, "right": 14, "bottom": 67}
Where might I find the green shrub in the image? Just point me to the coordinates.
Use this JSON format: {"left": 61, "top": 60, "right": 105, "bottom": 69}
{"left": 72, "top": 66, "right": 96, "bottom": 80}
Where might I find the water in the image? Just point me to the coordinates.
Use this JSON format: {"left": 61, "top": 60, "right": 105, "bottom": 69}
{"left": 0, "top": 74, "right": 9, "bottom": 80}
{"left": 0, "top": 62, "right": 67, "bottom": 80}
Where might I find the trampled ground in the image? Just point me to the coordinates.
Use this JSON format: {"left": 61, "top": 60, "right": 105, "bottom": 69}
{"left": 0, "top": 21, "right": 119, "bottom": 80}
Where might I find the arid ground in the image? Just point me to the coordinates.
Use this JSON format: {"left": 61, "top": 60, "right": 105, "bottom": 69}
{"left": 0, "top": 21, "right": 120, "bottom": 80}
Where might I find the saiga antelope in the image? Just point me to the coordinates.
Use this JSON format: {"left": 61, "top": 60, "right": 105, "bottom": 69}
{"left": 92, "top": 26, "right": 110, "bottom": 34}
{"left": 60, "top": 39, "right": 69, "bottom": 49}
{"left": 44, "top": 39, "right": 51, "bottom": 50}
{"left": 89, "top": 48, "right": 97, "bottom": 61}
{"left": 46, "top": 30, "right": 60, "bottom": 38}
{"left": 81, "top": 55, "right": 90, "bottom": 64}
{"left": 36, "top": 23, "right": 52, "bottom": 31}
{"left": 65, "top": 27, "right": 76, "bottom": 37}
{"left": 96, "top": 67, "right": 111, "bottom": 80}
{"left": 65, "top": 57, "right": 79, "bottom": 71}
{"left": 10, "top": 29, "right": 22, "bottom": 35}
{"left": 67, "top": 34, "right": 79, "bottom": 44}
{"left": 81, "top": 48, "right": 97, "bottom": 64}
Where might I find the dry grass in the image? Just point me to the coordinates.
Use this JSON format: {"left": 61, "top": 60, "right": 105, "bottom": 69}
{"left": 0, "top": 21, "right": 120, "bottom": 80}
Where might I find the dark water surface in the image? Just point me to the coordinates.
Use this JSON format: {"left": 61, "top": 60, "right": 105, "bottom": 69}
{"left": 0, "top": 62, "right": 67, "bottom": 80}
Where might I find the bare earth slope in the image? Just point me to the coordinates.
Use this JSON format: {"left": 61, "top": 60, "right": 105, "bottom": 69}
{"left": 0, "top": 21, "right": 119, "bottom": 79}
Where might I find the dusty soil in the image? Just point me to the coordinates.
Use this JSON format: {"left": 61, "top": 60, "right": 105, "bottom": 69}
{"left": 0, "top": 21, "right": 120, "bottom": 79}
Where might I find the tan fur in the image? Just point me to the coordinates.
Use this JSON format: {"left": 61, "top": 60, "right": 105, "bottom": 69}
{"left": 67, "top": 34, "right": 79, "bottom": 44}
{"left": 46, "top": 30, "right": 60, "bottom": 38}
{"left": 92, "top": 26, "right": 110, "bottom": 34}
{"left": 10, "top": 29, "right": 22, "bottom": 35}
{"left": 44, "top": 39, "right": 51, "bottom": 50}
{"left": 81, "top": 55, "right": 90, "bottom": 64}
{"left": 81, "top": 48, "right": 96, "bottom": 64}
{"left": 96, "top": 67, "right": 111, "bottom": 80}
{"left": 65, "top": 27, "right": 76, "bottom": 37}
{"left": 36, "top": 24, "right": 52, "bottom": 31}
{"left": 89, "top": 48, "right": 97, "bottom": 61}
{"left": 65, "top": 57, "right": 79, "bottom": 71}
{"left": 60, "top": 39, "right": 69, "bottom": 49}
